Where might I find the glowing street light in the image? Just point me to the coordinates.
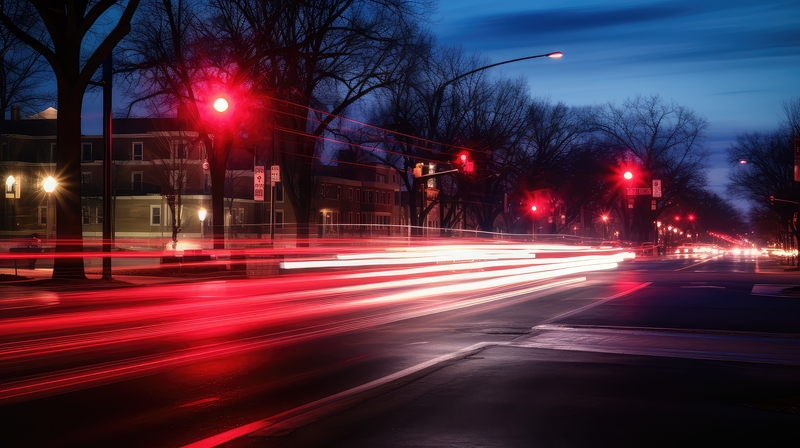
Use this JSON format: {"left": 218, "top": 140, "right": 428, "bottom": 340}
{"left": 623, "top": 171, "right": 633, "bottom": 180}
{"left": 43, "top": 176, "right": 57, "bottom": 240}
{"left": 198, "top": 208, "right": 207, "bottom": 247}
{"left": 43, "top": 176, "right": 57, "bottom": 193}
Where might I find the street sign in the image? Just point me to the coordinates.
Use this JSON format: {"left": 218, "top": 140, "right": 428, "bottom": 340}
{"left": 652, "top": 179, "right": 662, "bottom": 198}
{"left": 254, "top": 166, "right": 265, "bottom": 201}
{"left": 271, "top": 165, "right": 281, "bottom": 183}
{"left": 626, "top": 188, "right": 652, "bottom": 196}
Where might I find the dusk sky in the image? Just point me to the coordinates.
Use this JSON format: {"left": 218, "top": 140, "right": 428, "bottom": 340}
{"left": 433, "top": 0, "right": 799, "bottom": 203}
{"left": 77, "top": 0, "right": 799, "bottom": 206}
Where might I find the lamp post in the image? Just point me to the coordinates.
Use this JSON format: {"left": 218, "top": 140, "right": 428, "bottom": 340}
{"left": 422, "top": 51, "right": 562, "bottom": 234}
{"left": 198, "top": 208, "right": 207, "bottom": 248}
{"left": 43, "top": 176, "right": 57, "bottom": 240}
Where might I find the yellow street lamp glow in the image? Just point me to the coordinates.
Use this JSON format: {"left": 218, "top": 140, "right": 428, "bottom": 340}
{"left": 198, "top": 208, "right": 207, "bottom": 221}
{"left": 43, "top": 176, "right": 57, "bottom": 193}
{"left": 213, "top": 97, "right": 229, "bottom": 113}
{"left": 6, "top": 175, "right": 15, "bottom": 188}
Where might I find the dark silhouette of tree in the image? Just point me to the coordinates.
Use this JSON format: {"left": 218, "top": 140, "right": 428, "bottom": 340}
{"left": 1, "top": 0, "right": 141, "bottom": 279}
{"left": 594, "top": 94, "right": 710, "bottom": 242}
{"left": 0, "top": 1, "right": 52, "bottom": 123}
{"left": 727, "top": 128, "right": 798, "bottom": 263}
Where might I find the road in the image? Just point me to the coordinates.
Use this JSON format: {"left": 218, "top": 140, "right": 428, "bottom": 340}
{"left": 2, "top": 249, "right": 799, "bottom": 447}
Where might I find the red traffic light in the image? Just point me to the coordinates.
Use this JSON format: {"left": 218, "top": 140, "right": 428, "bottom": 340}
{"left": 458, "top": 152, "right": 474, "bottom": 173}
{"left": 213, "top": 97, "right": 229, "bottom": 113}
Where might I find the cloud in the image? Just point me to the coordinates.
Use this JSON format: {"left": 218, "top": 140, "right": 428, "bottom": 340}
{"left": 442, "top": 1, "right": 800, "bottom": 63}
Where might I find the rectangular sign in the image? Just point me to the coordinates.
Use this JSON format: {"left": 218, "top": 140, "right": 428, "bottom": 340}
{"left": 652, "top": 179, "right": 662, "bottom": 198}
{"left": 794, "top": 138, "right": 800, "bottom": 181}
{"left": 626, "top": 188, "right": 652, "bottom": 195}
{"left": 254, "top": 166, "right": 265, "bottom": 201}
{"left": 271, "top": 165, "right": 281, "bottom": 183}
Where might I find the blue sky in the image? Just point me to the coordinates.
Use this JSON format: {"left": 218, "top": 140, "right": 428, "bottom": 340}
{"left": 432, "top": 0, "right": 800, "bottom": 202}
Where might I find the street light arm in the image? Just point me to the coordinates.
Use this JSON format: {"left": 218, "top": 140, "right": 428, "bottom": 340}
{"left": 429, "top": 51, "right": 562, "bottom": 144}
{"left": 440, "top": 52, "right": 562, "bottom": 90}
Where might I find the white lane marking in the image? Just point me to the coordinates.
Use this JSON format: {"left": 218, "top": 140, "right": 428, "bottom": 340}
{"left": 537, "top": 282, "right": 651, "bottom": 326}
{"left": 181, "top": 341, "right": 506, "bottom": 447}
{"left": 518, "top": 324, "right": 800, "bottom": 366}
{"left": 680, "top": 286, "right": 725, "bottom": 289}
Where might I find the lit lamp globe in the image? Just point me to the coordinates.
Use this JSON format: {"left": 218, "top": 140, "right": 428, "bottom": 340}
{"left": 623, "top": 171, "right": 633, "bottom": 180}
{"left": 198, "top": 208, "right": 207, "bottom": 222}
{"left": 43, "top": 176, "right": 58, "bottom": 193}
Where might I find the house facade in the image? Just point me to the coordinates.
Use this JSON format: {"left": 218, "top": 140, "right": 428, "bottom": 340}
{"left": 1, "top": 109, "right": 407, "bottom": 248}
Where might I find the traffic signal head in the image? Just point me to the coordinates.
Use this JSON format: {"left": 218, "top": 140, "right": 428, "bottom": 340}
{"left": 769, "top": 195, "right": 775, "bottom": 205}
{"left": 213, "top": 97, "right": 229, "bottom": 113}
{"left": 457, "top": 152, "right": 474, "bottom": 173}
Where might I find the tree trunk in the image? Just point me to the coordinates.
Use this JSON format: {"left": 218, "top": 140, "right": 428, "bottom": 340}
{"left": 52, "top": 84, "right": 87, "bottom": 279}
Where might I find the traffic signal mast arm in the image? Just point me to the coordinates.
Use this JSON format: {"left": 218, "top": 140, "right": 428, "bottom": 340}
{"left": 414, "top": 168, "right": 460, "bottom": 179}
{"left": 770, "top": 195, "right": 800, "bottom": 205}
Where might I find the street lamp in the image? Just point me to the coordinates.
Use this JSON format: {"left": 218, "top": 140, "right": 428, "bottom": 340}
{"left": 43, "top": 176, "right": 57, "bottom": 240}
{"left": 423, "top": 51, "right": 562, "bottom": 234}
{"left": 198, "top": 208, "right": 207, "bottom": 247}
{"left": 213, "top": 97, "right": 229, "bottom": 113}
{"left": 623, "top": 171, "right": 633, "bottom": 180}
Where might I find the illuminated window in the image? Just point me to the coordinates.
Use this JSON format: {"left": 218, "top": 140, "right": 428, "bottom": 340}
{"left": 82, "top": 206, "right": 91, "bottom": 225}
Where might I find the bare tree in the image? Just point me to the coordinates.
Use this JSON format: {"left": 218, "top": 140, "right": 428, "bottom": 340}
{"left": 1, "top": 0, "right": 141, "bottom": 279}
{"left": 146, "top": 125, "right": 202, "bottom": 248}
{"left": 594, "top": 94, "right": 710, "bottom": 242}
{"left": 727, "top": 129, "right": 798, "bottom": 263}
{"left": 0, "top": 1, "right": 52, "bottom": 123}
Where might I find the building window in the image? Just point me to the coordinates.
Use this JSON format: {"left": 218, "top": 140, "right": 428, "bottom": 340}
{"left": 204, "top": 173, "right": 210, "bottom": 193}
{"left": 348, "top": 212, "right": 353, "bottom": 228}
{"left": 348, "top": 188, "right": 353, "bottom": 200}
{"left": 38, "top": 206, "right": 47, "bottom": 226}
{"left": 337, "top": 186, "right": 341, "bottom": 199}
{"left": 81, "top": 143, "right": 92, "bottom": 162}
{"left": 170, "top": 141, "right": 187, "bottom": 159}
{"left": 132, "top": 142, "right": 143, "bottom": 161}
{"left": 275, "top": 182, "right": 284, "bottom": 202}
{"left": 275, "top": 210, "right": 284, "bottom": 229}
{"left": 231, "top": 208, "right": 245, "bottom": 225}
{"left": 368, "top": 191, "right": 373, "bottom": 203}
{"left": 356, "top": 189, "right": 360, "bottom": 202}
{"left": 81, "top": 172, "right": 92, "bottom": 194}
{"left": 132, "top": 172, "right": 143, "bottom": 191}
{"left": 82, "top": 206, "right": 91, "bottom": 225}
{"left": 49, "top": 143, "right": 57, "bottom": 163}
{"left": 96, "top": 207, "right": 103, "bottom": 224}
{"left": 150, "top": 205, "right": 162, "bottom": 226}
